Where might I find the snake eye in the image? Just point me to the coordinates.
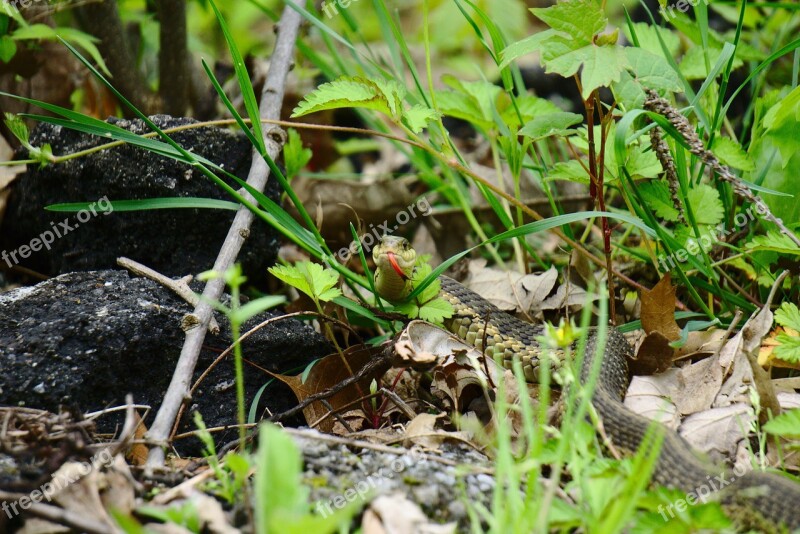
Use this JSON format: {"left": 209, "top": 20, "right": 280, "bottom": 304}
{"left": 402, "top": 240, "right": 409, "bottom": 249}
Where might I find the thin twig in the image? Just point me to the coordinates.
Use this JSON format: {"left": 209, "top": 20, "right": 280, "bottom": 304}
{"left": 117, "top": 257, "right": 219, "bottom": 334}
{"left": 145, "top": 7, "right": 303, "bottom": 470}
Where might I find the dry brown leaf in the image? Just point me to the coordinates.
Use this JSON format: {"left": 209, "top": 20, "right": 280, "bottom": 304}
{"left": 624, "top": 373, "right": 681, "bottom": 429}
{"left": 675, "top": 354, "right": 723, "bottom": 415}
{"left": 631, "top": 332, "right": 674, "bottom": 375}
{"left": 127, "top": 410, "right": 149, "bottom": 467}
{"left": 270, "top": 345, "right": 384, "bottom": 433}
{"left": 640, "top": 274, "right": 681, "bottom": 341}
{"left": 402, "top": 413, "right": 447, "bottom": 450}
{"left": 679, "top": 404, "right": 754, "bottom": 460}
{"left": 537, "top": 283, "right": 595, "bottom": 312}
{"left": 466, "top": 260, "right": 557, "bottom": 313}
{"left": 363, "top": 493, "right": 457, "bottom": 534}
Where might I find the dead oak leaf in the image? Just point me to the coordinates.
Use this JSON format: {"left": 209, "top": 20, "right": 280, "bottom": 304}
{"left": 640, "top": 273, "right": 681, "bottom": 341}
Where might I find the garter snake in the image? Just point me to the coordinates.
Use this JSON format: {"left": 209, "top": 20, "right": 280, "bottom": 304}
{"left": 373, "top": 235, "right": 800, "bottom": 533}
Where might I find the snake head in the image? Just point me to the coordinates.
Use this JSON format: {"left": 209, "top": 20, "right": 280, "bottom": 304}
{"left": 373, "top": 235, "right": 417, "bottom": 300}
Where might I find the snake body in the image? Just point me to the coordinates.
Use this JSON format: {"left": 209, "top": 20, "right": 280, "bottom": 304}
{"left": 373, "top": 235, "right": 800, "bottom": 532}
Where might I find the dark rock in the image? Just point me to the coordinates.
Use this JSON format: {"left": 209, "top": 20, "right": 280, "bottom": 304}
{"left": 0, "top": 270, "right": 331, "bottom": 452}
{"left": 1, "top": 115, "right": 280, "bottom": 281}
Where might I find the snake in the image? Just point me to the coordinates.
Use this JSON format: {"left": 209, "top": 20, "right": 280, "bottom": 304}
{"left": 372, "top": 235, "right": 800, "bottom": 533}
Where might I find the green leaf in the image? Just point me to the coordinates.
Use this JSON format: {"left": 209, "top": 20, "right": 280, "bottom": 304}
{"left": 774, "top": 335, "right": 800, "bottom": 364}
{"left": 416, "top": 297, "right": 454, "bottom": 324}
{"left": 624, "top": 47, "right": 682, "bottom": 93}
{"left": 544, "top": 160, "right": 589, "bottom": 183}
{"left": 0, "top": 35, "right": 16, "bottom": 62}
{"left": 711, "top": 137, "right": 754, "bottom": 171}
{"left": 763, "top": 409, "right": 800, "bottom": 437}
{"left": 546, "top": 45, "right": 630, "bottom": 99}
{"left": 269, "top": 261, "right": 342, "bottom": 303}
{"left": 763, "top": 86, "right": 800, "bottom": 168}
{"left": 292, "top": 76, "right": 394, "bottom": 118}
{"left": 519, "top": 112, "right": 583, "bottom": 141}
{"left": 403, "top": 104, "right": 438, "bottom": 134}
{"left": 746, "top": 232, "right": 800, "bottom": 256}
{"left": 283, "top": 129, "right": 312, "bottom": 180}
{"left": 640, "top": 181, "right": 680, "bottom": 222}
{"left": 623, "top": 22, "right": 681, "bottom": 57}
{"left": 687, "top": 184, "right": 724, "bottom": 226}
{"left": 3, "top": 113, "right": 28, "bottom": 144}
{"left": 530, "top": 0, "right": 606, "bottom": 45}
{"left": 775, "top": 303, "right": 800, "bottom": 332}
{"left": 679, "top": 46, "right": 743, "bottom": 81}
{"left": 46, "top": 197, "right": 239, "bottom": 212}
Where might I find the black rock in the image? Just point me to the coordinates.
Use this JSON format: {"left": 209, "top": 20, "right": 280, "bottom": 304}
{"left": 0, "top": 270, "right": 331, "bottom": 452}
{"left": 1, "top": 115, "right": 280, "bottom": 281}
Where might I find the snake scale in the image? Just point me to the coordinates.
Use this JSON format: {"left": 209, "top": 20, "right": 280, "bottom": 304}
{"left": 373, "top": 235, "right": 800, "bottom": 532}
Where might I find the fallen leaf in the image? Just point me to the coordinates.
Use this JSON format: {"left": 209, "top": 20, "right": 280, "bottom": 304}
{"left": 270, "top": 345, "right": 385, "bottom": 433}
{"left": 363, "top": 493, "right": 457, "bottom": 534}
{"left": 624, "top": 373, "right": 681, "bottom": 429}
{"left": 679, "top": 403, "right": 754, "bottom": 460}
{"left": 402, "top": 413, "right": 447, "bottom": 450}
{"left": 640, "top": 274, "right": 681, "bottom": 341}
{"left": 631, "top": 331, "right": 674, "bottom": 375}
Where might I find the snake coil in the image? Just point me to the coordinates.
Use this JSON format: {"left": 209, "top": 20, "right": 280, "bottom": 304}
{"left": 373, "top": 235, "right": 800, "bottom": 532}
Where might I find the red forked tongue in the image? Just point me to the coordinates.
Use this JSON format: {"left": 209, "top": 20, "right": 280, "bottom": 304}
{"left": 386, "top": 251, "right": 409, "bottom": 280}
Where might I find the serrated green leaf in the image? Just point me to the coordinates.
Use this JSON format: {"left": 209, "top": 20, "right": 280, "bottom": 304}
{"left": 711, "top": 137, "right": 754, "bottom": 171}
{"left": 746, "top": 232, "right": 800, "bottom": 256}
{"left": 625, "top": 143, "right": 663, "bottom": 178}
{"left": 640, "top": 181, "right": 680, "bottom": 222}
{"left": 776, "top": 303, "right": 800, "bottom": 331}
{"left": 268, "top": 261, "right": 342, "bottom": 303}
{"left": 679, "top": 46, "right": 743, "bottom": 81}
{"left": 269, "top": 264, "right": 311, "bottom": 296}
{"left": 687, "top": 185, "right": 724, "bottom": 226}
{"left": 547, "top": 45, "right": 630, "bottom": 99}
{"left": 435, "top": 90, "right": 492, "bottom": 131}
{"left": 417, "top": 297, "right": 454, "bottom": 324}
{"left": 763, "top": 409, "right": 800, "bottom": 437}
{"left": 283, "top": 129, "right": 312, "bottom": 180}
{"left": 774, "top": 335, "right": 800, "bottom": 364}
{"left": 624, "top": 47, "right": 682, "bottom": 93}
{"left": 544, "top": 160, "right": 589, "bottom": 183}
{"left": 404, "top": 105, "right": 438, "bottom": 134}
{"left": 4, "top": 113, "right": 28, "bottom": 144}
{"left": 530, "top": 0, "right": 606, "bottom": 45}
{"left": 519, "top": 112, "right": 582, "bottom": 141}
{"left": 623, "top": 22, "right": 681, "bottom": 57}
{"left": 292, "top": 77, "right": 393, "bottom": 118}
{"left": 443, "top": 76, "right": 502, "bottom": 125}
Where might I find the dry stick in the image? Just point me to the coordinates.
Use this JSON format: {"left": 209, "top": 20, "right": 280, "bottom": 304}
{"left": 144, "top": 6, "right": 302, "bottom": 470}
{"left": 117, "top": 257, "right": 220, "bottom": 334}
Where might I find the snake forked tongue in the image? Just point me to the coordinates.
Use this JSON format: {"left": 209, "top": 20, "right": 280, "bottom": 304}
{"left": 386, "top": 251, "right": 409, "bottom": 280}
